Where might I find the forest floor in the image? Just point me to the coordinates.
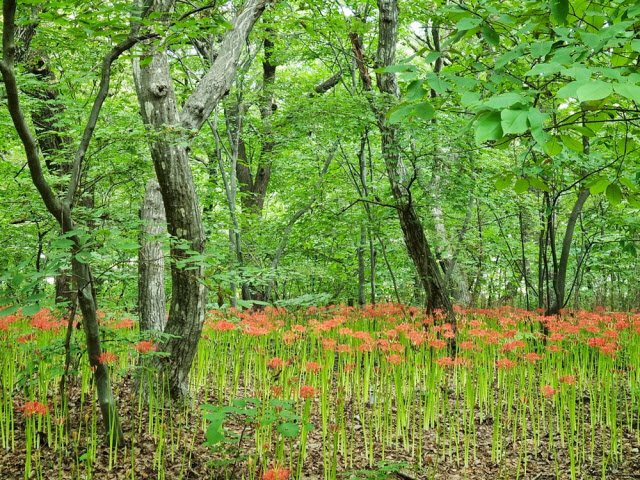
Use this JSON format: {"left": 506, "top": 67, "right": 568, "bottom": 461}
{"left": 1, "top": 375, "right": 639, "bottom": 480}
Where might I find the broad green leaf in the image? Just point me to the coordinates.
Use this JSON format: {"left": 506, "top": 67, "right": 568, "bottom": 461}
{"left": 205, "top": 421, "right": 224, "bottom": 445}
{"left": 21, "top": 304, "right": 41, "bottom": 316}
{"left": 277, "top": 422, "right": 300, "bottom": 438}
{"left": 632, "top": 39, "right": 640, "bottom": 53}
{"left": 559, "top": 134, "right": 583, "bottom": 153}
{"left": 461, "top": 91, "right": 481, "bottom": 107}
{"left": 406, "top": 80, "right": 427, "bottom": 101}
{"left": 501, "top": 109, "right": 529, "bottom": 134}
{"left": 514, "top": 178, "right": 530, "bottom": 194}
{"left": 0, "top": 305, "right": 19, "bottom": 317}
{"left": 388, "top": 104, "right": 413, "bottom": 123}
{"left": 531, "top": 41, "right": 554, "bottom": 58}
{"left": 475, "top": 111, "right": 503, "bottom": 144}
{"left": 481, "top": 25, "right": 500, "bottom": 46}
{"left": 495, "top": 174, "right": 513, "bottom": 191}
{"left": 457, "top": 17, "right": 482, "bottom": 31}
{"left": 556, "top": 80, "right": 590, "bottom": 99}
{"left": 589, "top": 177, "right": 610, "bottom": 194}
{"left": 75, "top": 251, "right": 92, "bottom": 263}
{"left": 576, "top": 81, "right": 612, "bottom": 102}
{"left": 528, "top": 177, "right": 550, "bottom": 192}
{"left": 528, "top": 107, "right": 550, "bottom": 146}
{"left": 551, "top": 0, "right": 569, "bottom": 24}
{"left": 424, "top": 51, "right": 442, "bottom": 64}
{"left": 486, "top": 92, "right": 530, "bottom": 109}
{"left": 606, "top": 183, "right": 623, "bottom": 205}
{"left": 374, "top": 64, "right": 412, "bottom": 74}
{"left": 613, "top": 82, "right": 640, "bottom": 103}
{"left": 524, "top": 62, "right": 563, "bottom": 77}
{"left": 425, "top": 73, "right": 451, "bottom": 95}
{"left": 628, "top": 196, "right": 640, "bottom": 208}
{"left": 413, "top": 102, "right": 435, "bottom": 121}
{"left": 543, "top": 136, "right": 563, "bottom": 156}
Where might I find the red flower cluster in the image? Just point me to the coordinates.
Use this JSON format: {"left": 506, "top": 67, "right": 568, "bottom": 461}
{"left": 541, "top": 385, "right": 558, "bottom": 397}
{"left": 21, "top": 401, "right": 48, "bottom": 417}
{"left": 262, "top": 466, "right": 290, "bottom": 480}
{"left": 96, "top": 352, "right": 117, "bottom": 364}
{"left": 134, "top": 341, "right": 156, "bottom": 354}
{"left": 268, "top": 357, "right": 285, "bottom": 369}
{"left": 299, "top": 385, "right": 317, "bottom": 399}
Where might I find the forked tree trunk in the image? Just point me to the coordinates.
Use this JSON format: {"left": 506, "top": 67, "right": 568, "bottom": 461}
{"left": 132, "top": 0, "right": 267, "bottom": 398}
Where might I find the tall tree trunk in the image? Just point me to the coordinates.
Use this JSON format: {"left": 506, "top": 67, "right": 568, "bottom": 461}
{"left": 370, "top": 0, "right": 454, "bottom": 321}
{"left": 138, "top": 178, "right": 166, "bottom": 334}
{"left": 357, "top": 225, "right": 366, "bottom": 306}
{"left": 132, "top": 0, "right": 266, "bottom": 398}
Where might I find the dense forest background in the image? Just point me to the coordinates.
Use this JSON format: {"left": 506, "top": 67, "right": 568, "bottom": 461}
{"left": 2, "top": 0, "right": 640, "bottom": 316}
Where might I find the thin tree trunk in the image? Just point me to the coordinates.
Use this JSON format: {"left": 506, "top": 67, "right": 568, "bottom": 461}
{"left": 138, "top": 178, "right": 166, "bottom": 334}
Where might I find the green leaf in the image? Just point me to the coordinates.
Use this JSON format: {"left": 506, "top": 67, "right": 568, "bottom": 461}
{"left": 524, "top": 62, "right": 563, "bottom": 77}
{"left": 413, "top": 102, "right": 435, "bottom": 121}
{"left": 373, "top": 64, "right": 413, "bottom": 74}
{"left": 559, "top": 134, "right": 583, "bottom": 153}
{"left": 589, "top": 178, "right": 610, "bottom": 194}
{"left": 495, "top": 174, "right": 514, "bottom": 191}
{"left": 556, "top": 80, "right": 590, "bottom": 99}
{"left": 606, "top": 183, "right": 623, "bottom": 205}
{"left": 205, "top": 421, "right": 225, "bottom": 446}
{"left": 528, "top": 177, "right": 550, "bottom": 192}
{"left": 486, "top": 93, "right": 530, "bottom": 109}
{"left": 52, "top": 238, "right": 75, "bottom": 249}
{"left": 576, "top": 81, "right": 612, "bottom": 102}
{"left": 474, "top": 111, "right": 503, "bottom": 144}
{"left": 481, "top": 25, "right": 500, "bottom": 46}
{"left": 388, "top": 104, "right": 413, "bottom": 123}
{"left": 75, "top": 251, "right": 92, "bottom": 263}
{"left": 406, "top": 80, "right": 427, "bottom": 101}
{"left": 424, "top": 51, "right": 442, "bottom": 64}
{"left": 613, "top": 82, "right": 640, "bottom": 103}
{"left": 514, "top": 178, "right": 530, "bottom": 194}
{"left": 0, "top": 305, "right": 19, "bottom": 318}
{"left": 632, "top": 40, "right": 640, "bottom": 53}
{"left": 531, "top": 41, "right": 554, "bottom": 58}
{"left": 543, "top": 136, "right": 563, "bottom": 156}
{"left": 501, "top": 109, "right": 529, "bottom": 134}
{"left": 551, "top": 0, "right": 569, "bottom": 24}
{"left": 21, "top": 304, "right": 42, "bottom": 316}
{"left": 277, "top": 422, "right": 300, "bottom": 438}
{"left": 456, "top": 17, "right": 482, "bottom": 31}
{"left": 425, "top": 73, "right": 451, "bottom": 95}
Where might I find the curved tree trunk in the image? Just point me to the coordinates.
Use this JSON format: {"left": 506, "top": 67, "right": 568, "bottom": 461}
{"left": 132, "top": 0, "right": 267, "bottom": 399}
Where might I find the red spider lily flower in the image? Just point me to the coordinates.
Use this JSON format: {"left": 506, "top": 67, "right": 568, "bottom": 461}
{"left": 17, "top": 333, "right": 36, "bottom": 343}
{"left": 96, "top": 352, "right": 117, "bottom": 364}
{"left": 436, "top": 356, "right": 455, "bottom": 367}
{"left": 262, "top": 466, "right": 290, "bottom": 480}
{"left": 559, "top": 375, "right": 577, "bottom": 385}
{"left": 292, "top": 324, "right": 306, "bottom": 333}
{"left": 547, "top": 344, "right": 561, "bottom": 353}
{"left": 541, "top": 385, "right": 558, "bottom": 397}
{"left": 344, "top": 363, "right": 356, "bottom": 372}
{"left": 358, "top": 343, "right": 373, "bottom": 352}
{"left": 387, "top": 354, "right": 404, "bottom": 365}
{"left": 390, "top": 342, "right": 404, "bottom": 352}
{"left": 429, "top": 339, "right": 447, "bottom": 349}
{"left": 496, "top": 358, "right": 515, "bottom": 369}
{"left": 587, "top": 337, "right": 607, "bottom": 348}
{"left": 443, "top": 330, "right": 456, "bottom": 339}
{"left": 614, "top": 320, "right": 628, "bottom": 330}
{"left": 134, "top": 341, "right": 156, "bottom": 354}
{"left": 549, "top": 332, "right": 566, "bottom": 342}
{"left": 21, "top": 401, "right": 49, "bottom": 417}
{"left": 407, "top": 330, "right": 426, "bottom": 347}
{"left": 281, "top": 332, "right": 297, "bottom": 345}
{"left": 305, "top": 361, "right": 322, "bottom": 373}
{"left": 270, "top": 385, "right": 283, "bottom": 397}
{"left": 603, "top": 329, "right": 618, "bottom": 339}
{"left": 459, "top": 341, "right": 476, "bottom": 351}
{"left": 336, "top": 344, "right": 352, "bottom": 354}
{"left": 299, "top": 385, "right": 318, "bottom": 399}
{"left": 212, "top": 320, "right": 235, "bottom": 331}
{"left": 523, "top": 352, "right": 542, "bottom": 363}
{"left": 501, "top": 340, "right": 526, "bottom": 353}
{"left": 268, "top": 357, "right": 285, "bottom": 369}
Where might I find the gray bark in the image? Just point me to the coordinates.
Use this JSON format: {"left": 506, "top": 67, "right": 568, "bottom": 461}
{"left": 138, "top": 178, "right": 166, "bottom": 334}
{"left": 132, "top": 0, "right": 266, "bottom": 398}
